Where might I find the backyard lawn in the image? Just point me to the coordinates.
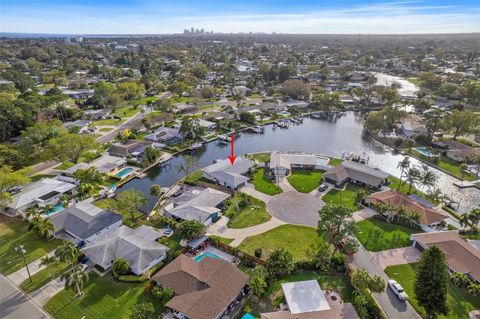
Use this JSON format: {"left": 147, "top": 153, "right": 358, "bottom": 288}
{"left": 387, "top": 176, "right": 438, "bottom": 204}
{"left": 329, "top": 158, "right": 343, "bottom": 166}
{"left": 113, "top": 106, "right": 140, "bottom": 118}
{"left": 287, "top": 169, "right": 323, "bottom": 193}
{"left": 225, "top": 193, "right": 271, "bottom": 229}
{"left": 94, "top": 199, "right": 142, "bottom": 228}
{"left": 250, "top": 271, "right": 354, "bottom": 315}
{"left": 322, "top": 184, "right": 363, "bottom": 210}
{"left": 20, "top": 261, "right": 70, "bottom": 293}
{"left": 355, "top": 218, "right": 421, "bottom": 251}
{"left": 0, "top": 215, "right": 63, "bottom": 275}
{"left": 44, "top": 273, "right": 164, "bottom": 319}
{"left": 55, "top": 162, "right": 74, "bottom": 170}
{"left": 249, "top": 152, "right": 271, "bottom": 163}
{"left": 385, "top": 263, "right": 480, "bottom": 319}
{"left": 239, "top": 224, "right": 324, "bottom": 261}
{"left": 250, "top": 168, "right": 282, "bottom": 195}
{"left": 436, "top": 156, "right": 476, "bottom": 181}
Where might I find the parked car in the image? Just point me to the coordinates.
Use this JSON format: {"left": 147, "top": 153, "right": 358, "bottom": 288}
{"left": 388, "top": 279, "right": 408, "bottom": 301}
{"left": 318, "top": 183, "right": 328, "bottom": 192}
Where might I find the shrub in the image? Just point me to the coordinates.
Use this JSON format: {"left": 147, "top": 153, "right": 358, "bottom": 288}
{"left": 254, "top": 248, "right": 263, "bottom": 258}
{"left": 450, "top": 272, "right": 470, "bottom": 288}
{"left": 112, "top": 258, "right": 130, "bottom": 276}
{"left": 117, "top": 275, "right": 147, "bottom": 282}
{"left": 468, "top": 284, "right": 480, "bottom": 297}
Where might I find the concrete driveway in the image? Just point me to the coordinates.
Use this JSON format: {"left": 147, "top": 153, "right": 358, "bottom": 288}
{"left": 371, "top": 247, "right": 421, "bottom": 269}
{"left": 267, "top": 191, "right": 325, "bottom": 226}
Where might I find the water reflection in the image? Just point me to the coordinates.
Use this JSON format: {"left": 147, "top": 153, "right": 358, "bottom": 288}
{"left": 118, "top": 112, "right": 479, "bottom": 214}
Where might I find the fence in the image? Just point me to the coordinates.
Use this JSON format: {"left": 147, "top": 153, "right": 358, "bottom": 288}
{"left": 213, "top": 241, "right": 267, "bottom": 266}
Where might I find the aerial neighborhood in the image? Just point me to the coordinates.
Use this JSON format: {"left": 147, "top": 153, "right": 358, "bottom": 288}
{"left": 1, "top": 27, "right": 480, "bottom": 319}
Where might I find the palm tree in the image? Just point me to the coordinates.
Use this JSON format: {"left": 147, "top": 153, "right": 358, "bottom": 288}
{"left": 420, "top": 169, "right": 438, "bottom": 193}
{"left": 409, "top": 210, "right": 421, "bottom": 227}
{"left": 355, "top": 189, "right": 367, "bottom": 207}
{"left": 405, "top": 167, "right": 421, "bottom": 194}
{"left": 40, "top": 254, "right": 56, "bottom": 267}
{"left": 61, "top": 265, "right": 89, "bottom": 297}
{"left": 55, "top": 241, "right": 78, "bottom": 265}
{"left": 24, "top": 207, "right": 40, "bottom": 220}
{"left": 459, "top": 214, "right": 471, "bottom": 231}
{"left": 397, "top": 157, "right": 411, "bottom": 190}
{"left": 427, "top": 188, "right": 444, "bottom": 203}
{"left": 37, "top": 218, "right": 54, "bottom": 240}
{"left": 43, "top": 204, "right": 54, "bottom": 215}
{"left": 396, "top": 205, "right": 407, "bottom": 223}
{"left": 468, "top": 212, "right": 480, "bottom": 231}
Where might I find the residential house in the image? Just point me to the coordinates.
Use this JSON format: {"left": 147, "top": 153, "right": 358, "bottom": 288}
{"left": 108, "top": 140, "right": 152, "bottom": 159}
{"left": 323, "top": 161, "right": 389, "bottom": 188}
{"left": 366, "top": 189, "right": 448, "bottom": 231}
{"left": 438, "top": 140, "right": 480, "bottom": 162}
{"left": 63, "top": 154, "right": 126, "bottom": 177}
{"left": 204, "top": 112, "right": 234, "bottom": 121}
{"left": 261, "top": 280, "right": 359, "bottom": 319}
{"left": 411, "top": 231, "right": 480, "bottom": 283}
{"left": 50, "top": 198, "right": 122, "bottom": 244}
{"left": 2, "top": 178, "right": 77, "bottom": 216}
{"left": 269, "top": 152, "right": 330, "bottom": 180}
{"left": 164, "top": 187, "right": 230, "bottom": 226}
{"left": 145, "top": 127, "right": 182, "bottom": 145}
{"left": 81, "top": 225, "right": 168, "bottom": 275}
{"left": 203, "top": 157, "right": 254, "bottom": 189}
{"left": 62, "top": 120, "right": 92, "bottom": 134}
{"left": 152, "top": 254, "right": 249, "bottom": 319}
{"left": 396, "top": 119, "right": 428, "bottom": 139}
{"left": 198, "top": 119, "right": 217, "bottom": 131}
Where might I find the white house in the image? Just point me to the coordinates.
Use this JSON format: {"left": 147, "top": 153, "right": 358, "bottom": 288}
{"left": 203, "top": 157, "right": 254, "bottom": 189}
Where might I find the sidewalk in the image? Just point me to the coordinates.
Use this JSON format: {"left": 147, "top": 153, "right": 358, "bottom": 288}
{"left": 30, "top": 277, "right": 64, "bottom": 306}
{"left": 238, "top": 183, "right": 273, "bottom": 203}
{"left": 7, "top": 251, "right": 56, "bottom": 286}
{"left": 352, "top": 207, "right": 378, "bottom": 222}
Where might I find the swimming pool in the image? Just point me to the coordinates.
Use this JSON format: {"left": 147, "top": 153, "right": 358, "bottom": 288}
{"left": 193, "top": 252, "right": 222, "bottom": 263}
{"left": 415, "top": 147, "right": 432, "bottom": 157}
{"left": 44, "top": 203, "right": 65, "bottom": 216}
{"left": 116, "top": 167, "right": 134, "bottom": 178}
{"left": 242, "top": 314, "right": 255, "bottom": 319}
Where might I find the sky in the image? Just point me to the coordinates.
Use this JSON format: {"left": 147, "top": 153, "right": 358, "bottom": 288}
{"left": 1, "top": 0, "right": 479, "bottom": 34}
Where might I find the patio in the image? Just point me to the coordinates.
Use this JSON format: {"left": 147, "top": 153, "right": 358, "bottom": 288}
{"left": 186, "top": 236, "right": 237, "bottom": 264}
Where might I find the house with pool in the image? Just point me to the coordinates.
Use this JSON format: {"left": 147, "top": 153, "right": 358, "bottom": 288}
{"left": 163, "top": 186, "right": 230, "bottom": 226}
{"left": 152, "top": 254, "right": 249, "bottom": 319}
{"left": 1, "top": 177, "right": 77, "bottom": 217}
{"left": 81, "top": 225, "right": 169, "bottom": 275}
{"left": 203, "top": 157, "right": 254, "bottom": 189}
{"left": 50, "top": 198, "right": 122, "bottom": 245}
{"left": 63, "top": 154, "right": 136, "bottom": 180}
{"left": 323, "top": 161, "right": 389, "bottom": 189}
{"left": 269, "top": 151, "right": 331, "bottom": 181}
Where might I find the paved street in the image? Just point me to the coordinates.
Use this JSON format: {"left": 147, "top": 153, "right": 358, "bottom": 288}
{"left": 0, "top": 275, "right": 50, "bottom": 319}
{"left": 351, "top": 245, "right": 421, "bottom": 319}
{"left": 8, "top": 251, "right": 56, "bottom": 286}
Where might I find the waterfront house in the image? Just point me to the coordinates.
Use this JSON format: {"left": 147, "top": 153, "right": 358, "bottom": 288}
{"left": 411, "top": 231, "right": 480, "bottom": 283}
{"left": 81, "top": 225, "right": 168, "bottom": 275}
{"left": 144, "top": 127, "right": 182, "bottom": 145}
{"left": 366, "top": 189, "right": 448, "bottom": 231}
{"left": 261, "top": 280, "right": 360, "bottom": 319}
{"left": 63, "top": 154, "right": 127, "bottom": 177}
{"left": 50, "top": 198, "right": 122, "bottom": 244}
{"left": 269, "top": 152, "right": 330, "bottom": 180}
{"left": 108, "top": 140, "right": 152, "bottom": 159}
{"left": 396, "top": 119, "right": 428, "bottom": 139}
{"left": 439, "top": 140, "right": 480, "bottom": 162}
{"left": 203, "top": 157, "right": 254, "bottom": 189}
{"left": 164, "top": 187, "right": 230, "bottom": 226}
{"left": 198, "top": 119, "right": 217, "bottom": 131}
{"left": 152, "top": 254, "right": 249, "bottom": 319}
{"left": 323, "top": 161, "right": 389, "bottom": 189}
{"left": 2, "top": 178, "right": 77, "bottom": 216}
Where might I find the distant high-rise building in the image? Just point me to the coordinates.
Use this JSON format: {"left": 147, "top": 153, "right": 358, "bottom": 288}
{"left": 200, "top": 28, "right": 204, "bottom": 34}
{"left": 191, "top": 27, "right": 194, "bottom": 33}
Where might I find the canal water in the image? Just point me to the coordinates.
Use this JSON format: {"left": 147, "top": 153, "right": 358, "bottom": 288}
{"left": 118, "top": 112, "right": 479, "bottom": 214}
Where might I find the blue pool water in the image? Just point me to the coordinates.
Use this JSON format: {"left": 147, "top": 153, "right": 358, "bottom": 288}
{"left": 193, "top": 252, "right": 222, "bottom": 263}
{"left": 44, "top": 203, "right": 65, "bottom": 216}
{"left": 116, "top": 167, "right": 134, "bottom": 178}
{"left": 242, "top": 314, "right": 255, "bottom": 319}
{"left": 415, "top": 147, "right": 432, "bottom": 157}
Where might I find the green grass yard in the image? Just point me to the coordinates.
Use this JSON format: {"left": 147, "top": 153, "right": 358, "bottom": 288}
{"left": 113, "top": 106, "right": 140, "bottom": 118}
{"left": 239, "top": 224, "right": 323, "bottom": 261}
{"left": 249, "top": 152, "right": 271, "bottom": 163}
{"left": 385, "top": 263, "right": 480, "bottom": 319}
{"left": 44, "top": 273, "right": 164, "bottom": 319}
{"left": 250, "top": 168, "right": 282, "bottom": 195}
{"left": 355, "top": 218, "right": 421, "bottom": 251}
{"left": 329, "top": 158, "right": 343, "bottom": 166}
{"left": 436, "top": 156, "right": 476, "bottom": 181}
{"left": 0, "top": 216, "right": 63, "bottom": 275}
{"left": 287, "top": 169, "right": 323, "bottom": 193}
{"left": 20, "top": 261, "right": 70, "bottom": 293}
{"left": 225, "top": 194, "right": 271, "bottom": 229}
{"left": 93, "top": 118, "right": 125, "bottom": 126}
{"left": 55, "top": 162, "right": 74, "bottom": 170}
{"left": 322, "top": 184, "right": 363, "bottom": 210}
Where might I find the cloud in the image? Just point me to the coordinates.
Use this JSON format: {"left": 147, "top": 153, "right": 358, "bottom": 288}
{"left": 1, "top": 1, "right": 479, "bottom": 34}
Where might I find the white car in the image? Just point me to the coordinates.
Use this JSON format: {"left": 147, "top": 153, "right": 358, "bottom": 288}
{"left": 388, "top": 279, "right": 408, "bottom": 301}
{"left": 79, "top": 264, "right": 88, "bottom": 272}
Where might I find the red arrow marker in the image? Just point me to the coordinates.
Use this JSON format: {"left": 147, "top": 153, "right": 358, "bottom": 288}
{"left": 227, "top": 133, "right": 237, "bottom": 165}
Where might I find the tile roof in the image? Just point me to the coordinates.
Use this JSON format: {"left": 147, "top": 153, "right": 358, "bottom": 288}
{"left": 367, "top": 189, "right": 447, "bottom": 225}
{"left": 152, "top": 254, "right": 248, "bottom": 319}
{"left": 412, "top": 231, "right": 480, "bottom": 281}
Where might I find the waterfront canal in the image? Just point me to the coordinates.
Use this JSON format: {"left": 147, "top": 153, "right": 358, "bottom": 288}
{"left": 118, "top": 112, "right": 480, "bottom": 214}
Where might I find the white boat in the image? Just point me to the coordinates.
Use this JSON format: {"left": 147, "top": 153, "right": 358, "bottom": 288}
{"left": 250, "top": 125, "right": 264, "bottom": 133}
{"left": 189, "top": 142, "right": 204, "bottom": 150}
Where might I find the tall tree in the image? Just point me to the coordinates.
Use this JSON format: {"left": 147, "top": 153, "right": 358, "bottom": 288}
{"left": 444, "top": 110, "right": 478, "bottom": 140}
{"left": 414, "top": 246, "right": 449, "bottom": 319}
{"left": 0, "top": 166, "right": 31, "bottom": 203}
{"left": 266, "top": 248, "right": 295, "bottom": 278}
{"left": 397, "top": 157, "right": 410, "bottom": 190}
{"left": 317, "top": 204, "right": 357, "bottom": 253}
{"left": 115, "top": 190, "right": 147, "bottom": 221}
{"left": 47, "top": 134, "right": 100, "bottom": 163}
{"left": 61, "top": 265, "right": 89, "bottom": 297}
